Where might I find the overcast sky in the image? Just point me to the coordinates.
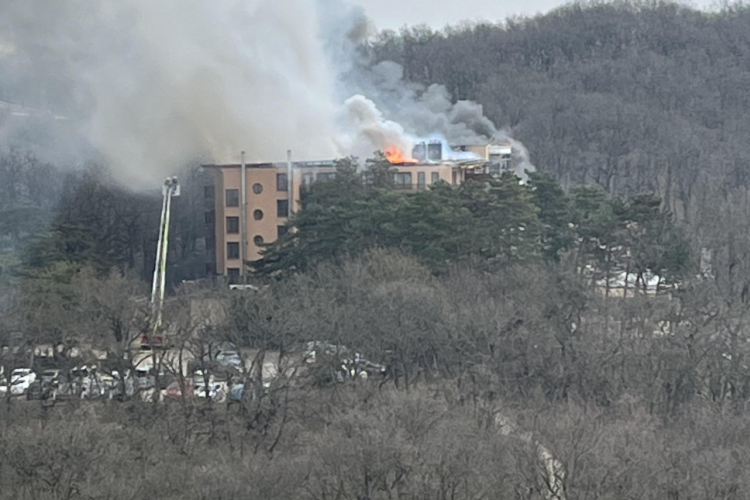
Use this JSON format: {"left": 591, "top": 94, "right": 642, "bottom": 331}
{"left": 352, "top": 0, "right": 717, "bottom": 30}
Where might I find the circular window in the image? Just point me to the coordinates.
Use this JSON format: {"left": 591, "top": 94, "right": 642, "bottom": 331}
{"left": 253, "top": 209, "right": 263, "bottom": 221}
{"left": 252, "top": 183, "right": 263, "bottom": 194}
{"left": 253, "top": 235, "right": 264, "bottom": 247}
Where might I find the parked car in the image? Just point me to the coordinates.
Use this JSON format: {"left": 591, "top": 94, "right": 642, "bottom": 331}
{"left": 216, "top": 350, "right": 242, "bottom": 369}
{"left": 0, "top": 368, "right": 37, "bottom": 396}
{"left": 81, "top": 375, "right": 108, "bottom": 399}
{"left": 163, "top": 379, "right": 194, "bottom": 399}
{"left": 193, "top": 372, "right": 227, "bottom": 401}
{"left": 228, "top": 383, "right": 245, "bottom": 402}
{"left": 26, "top": 369, "right": 60, "bottom": 400}
{"left": 188, "top": 343, "right": 243, "bottom": 375}
{"left": 301, "top": 341, "right": 387, "bottom": 382}
{"left": 303, "top": 341, "right": 350, "bottom": 363}
{"left": 40, "top": 369, "right": 60, "bottom": 386}
{"left": 195, "top": 382, "right": 226, "bottom": 401}
{"left": 134, "top": 367, "right": 154, "bottom": 390}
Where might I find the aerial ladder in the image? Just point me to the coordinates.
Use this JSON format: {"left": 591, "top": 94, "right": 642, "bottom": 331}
{"left": 141, "top": 177, "right": 180, "bottom": 349}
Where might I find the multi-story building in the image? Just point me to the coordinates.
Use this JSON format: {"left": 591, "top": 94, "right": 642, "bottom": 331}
{"left": 203, "top": 140, "right": 515, "bottom": 279}
{"left": 203, "top": 160, "right": 326, "bottom": 281}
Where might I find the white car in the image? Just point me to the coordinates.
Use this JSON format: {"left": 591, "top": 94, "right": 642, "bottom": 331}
{"left": 0, "top": 368, "right": 37, "bottom": 396}
{"left": 193, "top": 372, "right": 227, "bottom": 401}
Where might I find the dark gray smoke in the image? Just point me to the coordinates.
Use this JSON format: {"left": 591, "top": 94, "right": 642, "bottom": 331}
{"left": 338, "top": 43, "right": 536, "bottom": 177}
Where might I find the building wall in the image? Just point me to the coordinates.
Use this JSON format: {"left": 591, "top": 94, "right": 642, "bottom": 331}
{"left": 292, "top": 164, "right": 336, "bottom": 209}
{"left": 390, "top": 164, "right": 453, "bottom": 190}
{"left": 221, "top": 167, "right": 242, "bottom": 276}
{"left": 212, "top": 168, "right": 225, "bottom": 276}
{"left": 208, "top": 161, "right": 457, "bottom": 278}
{"left": 245, "top": 168, "right": 287, "bottom": 262}
{"left": 210, "top": 166, "right": 293, "bottom": 276}
{"left": 462, "top": 145, "right": 489, "bottom": 160}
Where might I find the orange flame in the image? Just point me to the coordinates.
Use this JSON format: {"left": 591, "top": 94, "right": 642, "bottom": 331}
{"left": 384, "top": 146, "right": 418, "bottom": 164}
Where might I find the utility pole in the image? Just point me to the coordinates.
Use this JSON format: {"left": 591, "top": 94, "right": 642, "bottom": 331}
{"left": 287, "top": 149, "right": 294, "bottom": 214}
{"left": 240, "top": 151, "right": 247, "bottom": 283}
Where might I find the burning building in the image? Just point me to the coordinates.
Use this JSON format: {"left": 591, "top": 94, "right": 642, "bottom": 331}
{"left": 202, "top": 157, "right": 334, "bottom": 281}
{"left": 203, "top": 138, "right": 523, "bottom": 280}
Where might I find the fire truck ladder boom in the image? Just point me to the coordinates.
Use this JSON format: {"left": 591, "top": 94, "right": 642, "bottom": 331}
{"left": 149, "top": 177, "right": 179, "bottom": 339}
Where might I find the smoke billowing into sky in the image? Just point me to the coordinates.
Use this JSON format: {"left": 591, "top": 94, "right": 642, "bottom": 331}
{"left": 0, "top": 0, "right": 532, "bottom": 187}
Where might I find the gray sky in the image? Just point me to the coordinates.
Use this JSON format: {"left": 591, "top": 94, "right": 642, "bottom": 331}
{"left": 352, "top": 0, "right": 716, "bottom": 30}
{"left": 352, "top": 0, "right": 561, "bottom": 29}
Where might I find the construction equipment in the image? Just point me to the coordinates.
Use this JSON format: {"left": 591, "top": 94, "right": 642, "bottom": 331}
{"left": 141, "top": 177, "right": 180, "bottom": 349}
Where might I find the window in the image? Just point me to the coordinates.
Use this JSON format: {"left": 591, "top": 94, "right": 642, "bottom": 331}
{"left": 302, "top": 173, "right": 314, "bottom": 186}
{"left": 227, "top": 242, "right": 240, "bottom": 260}
{"left": 253, "top": 209, "right": 263, "bottom": 220}
{"left": 204, "top": 210, "right": 215, "bottom": 224}
{"left": 277, "top": 173, "right": 288, "bottom": 191}
{"left": 253, "top": 235, "right": 264, "bottom": 246}
{"left": 277, "top": 225, "right": 289, "bottom": 238}
{"left": 277, "top": 199, "right": 289, "bottom": 217}
{"left": 417, "top": 172, "right": 426, "bottom": 188}
{"left": 204, "top": 185, "right": 214, "bottom": 199}
{"left": 393, "top": 172, "right": 412, "bottom": 188}
{"left": 431, "top": 172, "right": 440, "bottom": 184}
{"left": 317, "top": 172, "right": 335, "bottom": 182}
{"left": 227, "top": 268, "right": 240, "bottom": 283}
{"left": 205, "top": 263, "right": 214, "bottom": 275}
{"left": 252, "top": 183, "right": 263, "bottom": 194}
{"left": 205, "top": 235, "right": 215, "bottom": 250}
{"left": 225, "top": 189, "right": 239, "bottom": 207}
{"left": 226, "top": 216, "right": 239, "bottom": 234}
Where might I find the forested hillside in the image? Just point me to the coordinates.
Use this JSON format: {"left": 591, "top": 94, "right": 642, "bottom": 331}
{"left": 258, "top": 156, "right": 689, "bottom": 286}
{"left": 365, "top": 0, "right": 750, "bottom": 318}
{"left": 371, "top": 1, "right": 750, "bottom": 220}
{"left": 4, "top": 2, "right": 750, "bottom": 499}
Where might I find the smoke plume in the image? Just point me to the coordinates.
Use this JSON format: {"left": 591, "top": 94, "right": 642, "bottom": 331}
{"left": 0, "top": 0, "right": 534, "bottom": 187}
{"left": 340, "top": 95, "right": 412, "bottom": 159}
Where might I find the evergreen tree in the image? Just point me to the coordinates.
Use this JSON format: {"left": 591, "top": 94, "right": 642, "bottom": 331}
{"left": 458, "top": 173, "right": 542, "bottom": 265}
{"left": 623, "top": 193, "right": 689, "bottom": 288}
{"left": 528, "top": 171, "right": 573, "bottom": 261}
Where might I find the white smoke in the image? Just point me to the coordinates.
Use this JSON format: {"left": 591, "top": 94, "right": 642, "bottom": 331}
{"left": 502, "top": 134, "right": 537, "bottom": 182}
{"left": 343, "top": 57, "right": 499, "bottom": 144}
{"left": 0, "top": 0, "right": 344, "bottom": 187}
{"left": 339, "top": 95, "right": 413, "bottom": 159}
{"left": 0, "top": 0, "right": 535, "bottom": 187}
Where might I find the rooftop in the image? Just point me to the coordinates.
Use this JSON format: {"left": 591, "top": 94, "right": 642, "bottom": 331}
{"left": 203, "top": 160, "right": 336, "bottom": 170}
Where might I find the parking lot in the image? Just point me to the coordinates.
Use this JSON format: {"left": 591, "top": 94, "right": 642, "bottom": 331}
{"left": 2, "top": 340, "right": 386, "bottom": 404}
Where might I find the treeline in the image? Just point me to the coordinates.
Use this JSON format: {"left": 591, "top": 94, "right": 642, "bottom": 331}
{"left": 0, "top": 147, "right": 211, "bottom": 284}
{"left": 372, "top": 0, "right": 750, "bottom": 201}
{"left": 0, "top": 148, "right": 60, "bottom": 261}
{"left": 4, "top": 2, "right": 750, "bottom": 496}
{"left": 258, "top": 155, "right": 688, "bottom": 285}
{"left": 2, "top": 248, "right": 750, "bottom": 499}
{"left": 370, "top": 1, "right": 750, "bottom": 289}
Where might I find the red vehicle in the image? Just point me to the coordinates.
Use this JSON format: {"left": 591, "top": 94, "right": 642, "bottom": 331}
{"left": 139, "top": 332, "right": 164, "bottom": 350}
{"left": 163, "top": 380, "right": 193, "bottom": 399}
